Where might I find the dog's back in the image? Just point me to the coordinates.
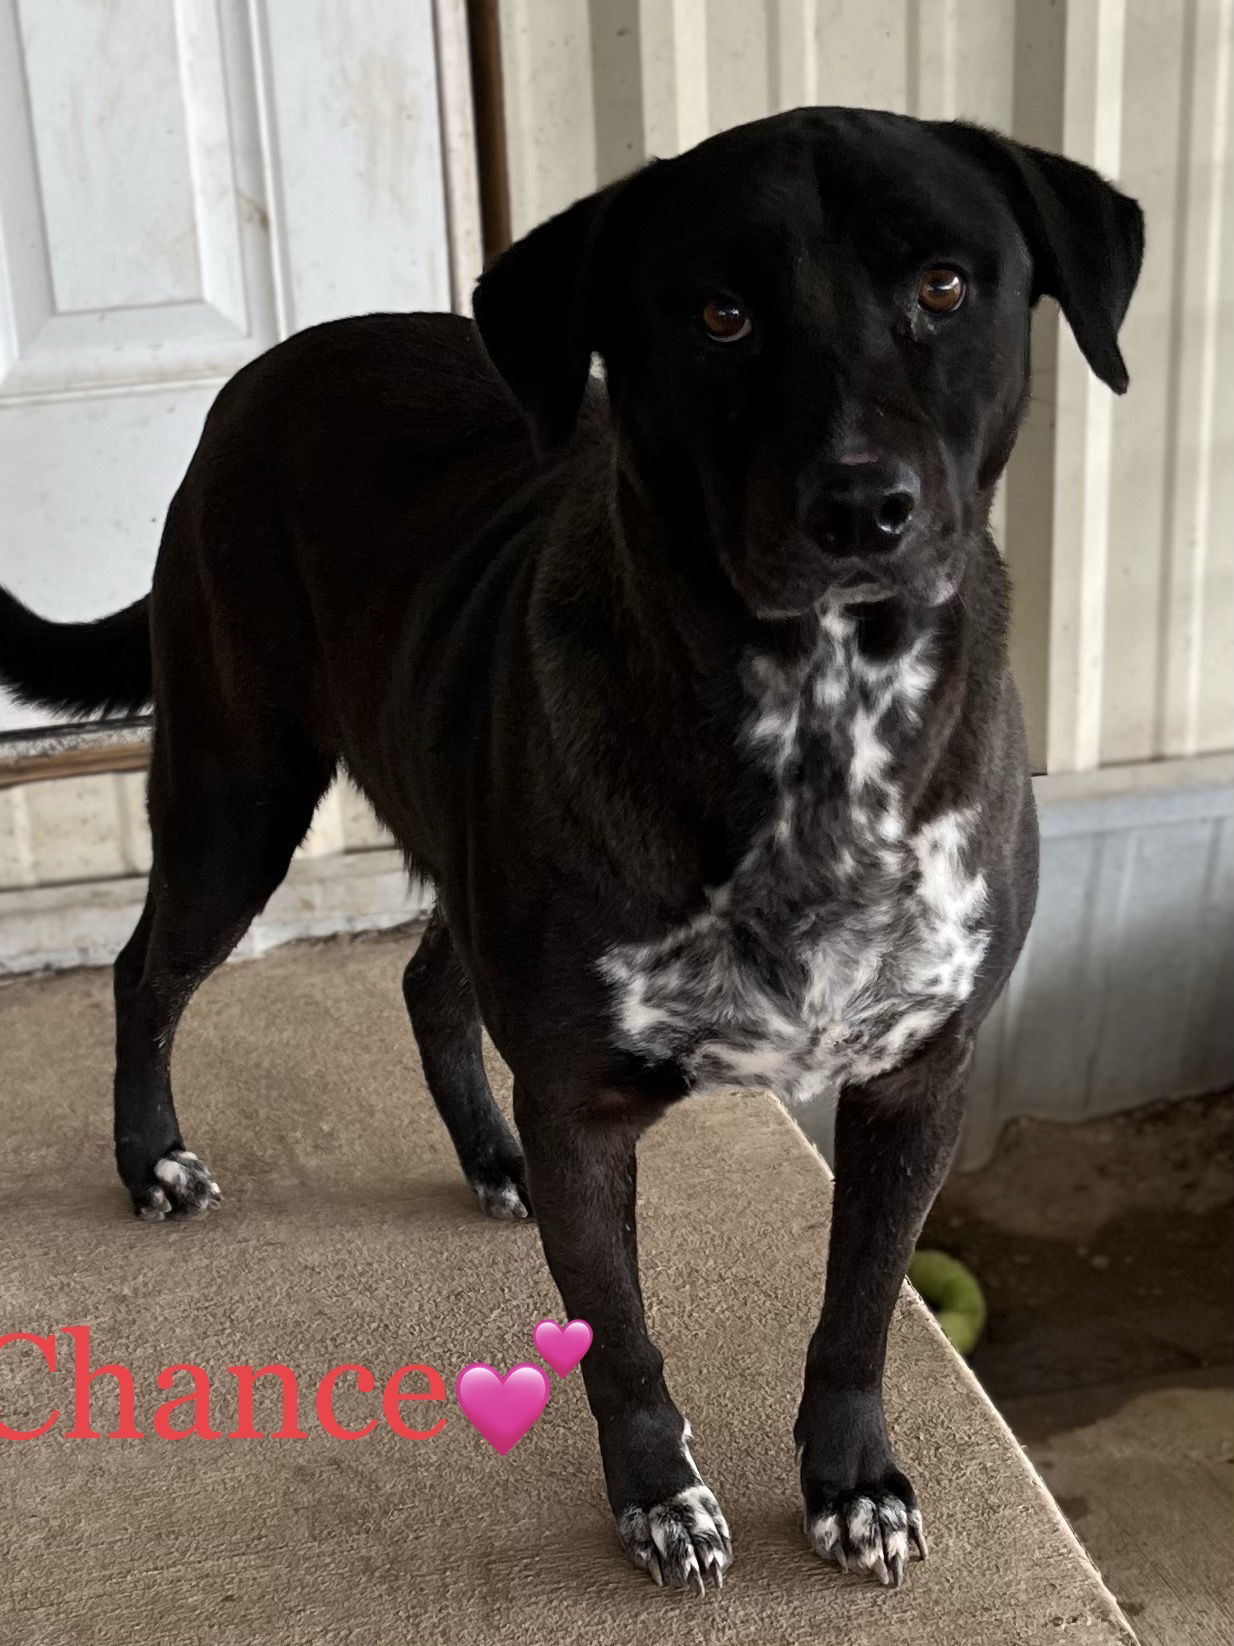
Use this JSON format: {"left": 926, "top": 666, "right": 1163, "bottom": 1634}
{"left": 150, "top": 314, "right": 543, "bottom": 771}
{"left": 0, "top": 311, "right": 540, "bottom": 747}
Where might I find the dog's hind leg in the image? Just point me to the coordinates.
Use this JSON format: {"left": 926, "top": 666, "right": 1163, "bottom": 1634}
{"left": 402, "top": 908, "right": 530, "bottom": 1219}
{"left": 114, "top": 730, "right": 332, "bottom": 1219}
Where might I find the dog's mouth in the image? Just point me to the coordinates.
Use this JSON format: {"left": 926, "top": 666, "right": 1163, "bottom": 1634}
{"left": 734, "top": 509, "right": 966, "bottom": 622}
{"left": 743, "top": 557, "right": 904, "bottom": 622}
{"left": 827, "top": 569, "right": 889, "bottom": 604}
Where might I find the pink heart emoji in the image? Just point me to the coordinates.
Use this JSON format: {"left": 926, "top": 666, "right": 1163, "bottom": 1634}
{"left": 455, "top": 1362, "right": 550, "bottom": 1454}
{"left": 533, "top": 1317, "right": 593, "bottom": 1378}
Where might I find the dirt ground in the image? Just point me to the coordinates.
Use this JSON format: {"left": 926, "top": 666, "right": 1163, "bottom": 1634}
{"left": 923, "top": 1092, "right": 1234, "bottom": 1646}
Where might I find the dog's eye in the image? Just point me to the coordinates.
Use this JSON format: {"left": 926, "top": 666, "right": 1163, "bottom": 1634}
{"left": 700, "top": 299, "right": 752, "bottom": 342}
{"left": 917, "top": 267, "right": 967, "bottom": 314}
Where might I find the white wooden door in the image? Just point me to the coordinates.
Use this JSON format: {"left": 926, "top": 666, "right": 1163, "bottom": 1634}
{"left": 0, "top": 0, "right": 479, "bottom": 735}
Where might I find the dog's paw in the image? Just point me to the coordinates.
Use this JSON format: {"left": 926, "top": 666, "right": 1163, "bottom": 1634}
{"left": 473, "top": 1176, "right": 531, "bottom": 1219}
{"left": 804, "top": 1478, "right": 926, "bottom": 1588}
{"left": 470, "top": 1161, "right": 532, "bottom": 1221}
{"left": 618, "top": 1483, "right": 732, "bottom": 1593}
{"left": 134, "top": 1150, "right": 222, "bottom": 1221}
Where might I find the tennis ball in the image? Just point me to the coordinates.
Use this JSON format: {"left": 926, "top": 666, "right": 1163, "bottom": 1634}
{"left": 908, "top": 1248, "right": 987, "bottom": 1356}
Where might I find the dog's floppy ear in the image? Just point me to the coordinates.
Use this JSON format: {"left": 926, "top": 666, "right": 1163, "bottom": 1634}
{"left": 472, "top": 181, "right": 624, "bottom": 450}
{"left": 939, "top": 123, "right": 1145, "bottom": 393}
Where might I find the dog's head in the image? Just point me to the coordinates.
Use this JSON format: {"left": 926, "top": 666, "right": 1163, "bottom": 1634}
{"left": 474, "top": 109, "right": 1143, "bottom": 618}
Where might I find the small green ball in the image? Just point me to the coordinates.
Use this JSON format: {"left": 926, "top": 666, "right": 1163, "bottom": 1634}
{"left": 908, "top": 1248, "right": 987, "bottom": 1356}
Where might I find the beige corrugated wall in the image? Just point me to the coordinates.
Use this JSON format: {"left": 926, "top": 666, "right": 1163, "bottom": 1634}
{"left": 498, "top": 0, "right": 1234, "bottom": 774}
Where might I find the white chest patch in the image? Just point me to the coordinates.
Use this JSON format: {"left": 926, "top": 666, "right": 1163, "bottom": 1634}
{"left": 600, "top": 608, "right": 988, "bottom": 1101}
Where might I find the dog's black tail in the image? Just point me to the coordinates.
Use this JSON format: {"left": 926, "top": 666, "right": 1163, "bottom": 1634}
{"left": 0, "top": 587, "right": 153, "bottom": 720}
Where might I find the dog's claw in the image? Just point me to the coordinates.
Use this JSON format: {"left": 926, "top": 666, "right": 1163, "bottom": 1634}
{"left": 618, "top": 1483, "right": 732, "bottom": 1593}
{"left": 805, "top": 1487, "right": 922, "bottom": 1587}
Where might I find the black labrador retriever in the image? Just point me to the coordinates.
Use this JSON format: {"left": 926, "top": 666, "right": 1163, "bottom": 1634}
{"left": 0, "top": 108, "right": 1142, "bottom": 1592}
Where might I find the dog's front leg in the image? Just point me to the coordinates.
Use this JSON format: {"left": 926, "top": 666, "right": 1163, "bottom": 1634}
{"left": 795, "top": 1030, "right": 970, "bottom": 1587}
{"left": 514, "top": 1080, "right": 731, "bottom": 1591}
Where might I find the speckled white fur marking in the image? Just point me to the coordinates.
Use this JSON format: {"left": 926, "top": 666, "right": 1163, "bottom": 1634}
{"left": 139, "top": 1149, "right": 222, "bottom": 1219}
{"left": 806, "top": 1490, "right": 926, "bottom": 1587}
{"left": 601, "top": 606, "right": 988, "bottom": 1099}
{"left": 619, "top": 1482, "right": 732, "bottom": 1592}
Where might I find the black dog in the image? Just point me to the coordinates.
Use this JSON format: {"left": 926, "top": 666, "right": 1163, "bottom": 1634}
{"left": 0, "top": 108, "right": 1141, "bottom": 1592}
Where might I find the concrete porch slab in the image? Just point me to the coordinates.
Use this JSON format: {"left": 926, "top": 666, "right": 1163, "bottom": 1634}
{"left": 0, "top": 931, "right": 1134, "bottom": 1645}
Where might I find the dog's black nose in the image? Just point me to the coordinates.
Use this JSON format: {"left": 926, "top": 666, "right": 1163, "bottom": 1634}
{"left": 801, "top": 459, "right": 921, "bottom": 554}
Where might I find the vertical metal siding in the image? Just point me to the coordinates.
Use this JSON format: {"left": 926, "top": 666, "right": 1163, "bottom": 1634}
{"left": 962, "top": 779, "right": 1234, "bottom": 1163}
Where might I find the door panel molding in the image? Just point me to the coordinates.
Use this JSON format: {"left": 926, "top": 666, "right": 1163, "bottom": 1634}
{"left": 0, "top": 0, "right": 277, "bottom": 401}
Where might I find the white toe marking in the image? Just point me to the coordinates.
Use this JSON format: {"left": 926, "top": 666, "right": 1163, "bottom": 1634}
{"left": 475, "top": 1178, "right": 528, "bottom": 1218}
{"left": 149, "top": 1150, "right": 221, "bottom": 1210}
{"left": 154, "top": 1158, "right": 189, "bottom": 1191}
{"left": 884, "top": 1520, "right": 910, "bottom": 1568}
{"left": 139, "top": 1187, "right": 172, "bottom": 1221}
{"left": 808, "top": 1509, "right": 842, "bottom": 1555}
{"left": 620, "top": 1481, "right": 732, "bottom": 1591}
{"left": 675, "top": 1482, "right": 731, "bottom": 1549}
{"left": 847, "top": 1495, "right": 878, "bottom": 1551}
{"left": 809, "top": 1492, "right": 922, "bottom": 1584}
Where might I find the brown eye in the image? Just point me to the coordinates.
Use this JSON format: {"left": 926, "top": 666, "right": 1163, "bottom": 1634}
{"left": 701, "top": 298, "right": 752, "bottom": 341}
{"left": 918, "top": 267, "right": 967, "bottom": 314}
